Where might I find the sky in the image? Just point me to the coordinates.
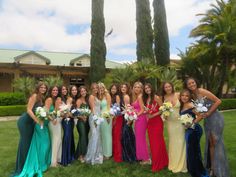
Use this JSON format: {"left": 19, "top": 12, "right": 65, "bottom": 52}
{"left": 0, "top": 0, "right": 216, "bottom": 63}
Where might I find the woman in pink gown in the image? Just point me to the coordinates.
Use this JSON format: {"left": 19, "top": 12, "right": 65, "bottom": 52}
{"left": 132, "top": 81, "right": 150, "bottom": 164}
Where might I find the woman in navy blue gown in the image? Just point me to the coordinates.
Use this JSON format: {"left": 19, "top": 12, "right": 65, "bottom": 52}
{"left": 60, "top": 85, "right": 76, "bottom": 166}
{"left": 179, "top": 89, "right": 208, "bottom": 177}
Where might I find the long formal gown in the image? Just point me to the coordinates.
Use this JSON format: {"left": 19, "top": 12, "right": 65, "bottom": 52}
{"left": 133, "top": 100, "right": 149, "bottom": 161}
{"left": 147, "top": 100, "right": 168, "bottom": 172}
{"left": 121, "top": 119, "right": 136, "bottom": 163}
{"left": 48, "top": 105, "right": 62, "bottom": 166}
{"left": 203, "top": 99, "right": 229, "bottom": 177}
{"left": 167, "top": 100, "right": 187, "bottom": 173}
{"left": 181, "top": 108, "right": 208, "bottom": 177}
{"left": 100, "top": 98, "right": 112, "bottom": 158}
{"left": 85, "top": 97, "right": 103, "bottom": 165}
{"left": 112, "top": 114, "right": 123, "bottom": 162}
{"left": 13, "top": 102, "right": 41, "bottom": 176}
{"left": 61, "top": 105, "right": 75, "bottom": 166}
{"left": 74, "top": 103, "right": 90, "bottom": 159}
{"left": 14, "top": 119, "right": 51, "bottom": 177}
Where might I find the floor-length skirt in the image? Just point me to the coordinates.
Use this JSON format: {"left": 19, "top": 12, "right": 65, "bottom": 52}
{"left": 14, "top": 123, "right": 51, "bottom": 177}
{"left": 13, "top": 113, "right": 35, "bottom": 175}
{"left": 74, "top": 119, "right": 89, "bottom": 159}
{"left": 48, "top": 118, "right": 62, "bottom": 166}
{"left": 134, "top": 114, "right": 149, "bottom": 161}
{"left": 85, "top": 115, "right": 103, "bottom": 165}
{"left": 186, "top": 124, "right": 208, "bottom": 177}
{"left": 100, "top": 118, "right": 112, "bottom": 158}
{"left": 112, "top": 115, "right": 123, "bottom": 162}
{"left": 121, "top": 121, "right": 136, "bottom": 163}
{"left": 61, "top": 118, "right": 75, "bottom": 166}
{"left": 147, "top": 116, "right": 168, "bottom": 171}
{"left": 204, "top": 111, "right": 229, "bottom": 177}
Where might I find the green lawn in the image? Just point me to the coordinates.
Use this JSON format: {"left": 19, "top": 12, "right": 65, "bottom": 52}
{"left": 1, "top": 111, "right": 235, "bottom": 177}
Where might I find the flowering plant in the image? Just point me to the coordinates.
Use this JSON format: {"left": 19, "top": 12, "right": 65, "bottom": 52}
{"left": 159, "top": 101, "right": 173, "bottom": 121}
{"left": 71, "top": 108, "right": 91, "bottom": 118}
{"left": 122, "top": 104, "right": 137, "bottom": 121}
{"left": 109, "top": 103, "right": 121, "bottom": 116}
{"left": 178, "top": 114, "right": 194, "bottom": 129}
{"left": 59, "top": 103, "right": 71, "bottom": 123}
{"left": 35, "top": 106, "right": 48, "bottom": 129}
{"left": 92, "top": 114, "right": 104, "bottom": 127}
{"left": 144, "top": 102, "right": 157, "bottom": 114}
{"left": 192, "top": 97, "right": 208, "bottom": 113}
{"left": 49, "top": 110, "right": 60, "bottom": 120}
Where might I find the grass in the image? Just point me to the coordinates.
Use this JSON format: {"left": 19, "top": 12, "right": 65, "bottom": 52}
{"left": 0, "top": 110, "right": 235, "bottom": 177}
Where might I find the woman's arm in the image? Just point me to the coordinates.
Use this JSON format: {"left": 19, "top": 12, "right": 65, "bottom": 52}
{"left": 199, "top": 88, "right": 222, "bottom": 117}
{"left": 27, "top": 94, "right": 39, "bottom": 124}
{"left": 147, "top": 95, "right": 162, "bottom": 119}
{"left": 123, "top": 94, "right": 130, "bottom": 106}
{"left": 137, "top": 94, "right": 144, "bottom": 116}
{"left": 89, "top": 95, "right": 95, "bottom": 114}
{"left": 55, "top": 97, "right": 62, "bottom": 111}
{"left": 44, "top": 97, "right": 55, "bottom": 122}
{"left": 106, "top": 93, "right": 112, "bottom": 110}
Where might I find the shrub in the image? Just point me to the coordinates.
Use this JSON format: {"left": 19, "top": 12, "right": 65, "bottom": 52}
{"left": 0, "top": 105, "right": 26, "bottom": 116}
{"left": 0, "top": 92, "right": 26, "bottom": 106}
{"left": 219, "top": 99, "right": 236, "bottom": 110}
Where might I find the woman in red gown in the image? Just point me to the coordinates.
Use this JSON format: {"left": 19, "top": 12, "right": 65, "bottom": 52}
{"left": 110, "top": 84, "right": 123, "bottom": 162}
{"left": 143, "top": 83, "right": 168, "bottom": 172}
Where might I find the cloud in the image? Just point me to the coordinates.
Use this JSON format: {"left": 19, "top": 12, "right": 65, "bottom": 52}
{"left": 0, "top": 0, "right": 216, "bottom": 61}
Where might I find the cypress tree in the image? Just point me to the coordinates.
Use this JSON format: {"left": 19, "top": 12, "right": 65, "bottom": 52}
{"left": 135, "top": 0, "right": 154, "bottom": 64}
{"left": 89, "top": 0, "right": 107, "bottom": 82}
{"left": 153, "top": 0, "right": 170, "bottom": 65}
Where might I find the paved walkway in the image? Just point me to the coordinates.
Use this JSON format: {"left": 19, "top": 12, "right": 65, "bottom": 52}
{"left": 0, "top": 109, "right": 235, "bottom": 122}
{"left": 0, "top": 116, "right": 19, "bottom": 122}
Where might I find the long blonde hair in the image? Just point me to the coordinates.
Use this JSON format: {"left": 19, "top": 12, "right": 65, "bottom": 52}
{"left": 98, "top": 82, "right": 109, "bottom": 100}
{"left": 132, "top": 81, "right": 143, "bottom": 103}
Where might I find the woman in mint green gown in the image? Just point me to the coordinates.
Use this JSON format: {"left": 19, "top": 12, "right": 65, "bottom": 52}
{"left": 98, "top": 83, "right": 112, "bottom": 158}
{"left": 12, "top": 82, "right": 48, "bottom": 176}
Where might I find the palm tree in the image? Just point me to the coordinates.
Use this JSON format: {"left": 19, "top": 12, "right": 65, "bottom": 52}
{"left": 12, "top": 77, "right": 36, "bottom": 98}
{"left": 43, "top": 76, "right": 63, "bottom": 88}
{"left": 188, "top": 0, "right": 236, "bottom": 97}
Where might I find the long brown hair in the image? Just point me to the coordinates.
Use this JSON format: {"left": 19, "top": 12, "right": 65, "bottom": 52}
{"left": 143, "top": 83, "right": 155, "bottom": 106}
{"left": 78, "top": 85, "right": 89, "bottom": 105}
{"left": 179, "top": 89, "right": 192, "bottom": 113}
{"left": 161, "top": 82, "right": 175, "bottom": 102}
{"left": 34, "top": 81, "right": 48, "bottom": 105}
{"left": 46, "top": 86, "right": 59, "bottom": 106}
{"left": 109, "top": 84, "right": 120, "bottom": 104}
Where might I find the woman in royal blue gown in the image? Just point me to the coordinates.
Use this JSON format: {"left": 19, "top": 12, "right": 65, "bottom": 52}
{"left": 12, "top": 82, "right": 48, "bottom": 176}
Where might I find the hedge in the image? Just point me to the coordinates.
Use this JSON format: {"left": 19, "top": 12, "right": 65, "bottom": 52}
{"left": 0, "top": 105, "right": 26, "bottom": 116}
{"left": 219, "top": 98, "right": 236, "bottom": 110}
{"left": 0, "top": 92, "right": 26, "bottom": 106}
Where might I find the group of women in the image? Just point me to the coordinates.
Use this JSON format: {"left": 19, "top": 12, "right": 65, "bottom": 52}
{"left": 11, "top": 77, "right": 229, "bottom": 177}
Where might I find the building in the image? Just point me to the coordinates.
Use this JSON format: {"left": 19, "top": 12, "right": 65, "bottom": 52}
{"left": 0, "top": 49, "right": 124, "bottom": 92}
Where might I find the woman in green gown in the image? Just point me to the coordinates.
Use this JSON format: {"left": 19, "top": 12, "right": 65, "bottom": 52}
{"left": 98, "top": 83, "right": 112, "bottom": 159}
{"left": 13, "top": 82, "right": 48, "bottom": 176}
{"left": 74, "top": 86, "right": 90, "bottom": 162}
{"left": 14, "top": 87, "right": 53, "bottom": 177}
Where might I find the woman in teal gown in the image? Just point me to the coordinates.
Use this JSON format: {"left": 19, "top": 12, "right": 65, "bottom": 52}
{"left": 13, "top": 82, "right": 48, "bottom": 176}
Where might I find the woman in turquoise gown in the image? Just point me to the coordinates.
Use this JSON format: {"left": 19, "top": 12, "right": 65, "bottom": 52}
{"left": 98, "top": 83, "right": 112, "bottom": 158}
{"left": 13, "top": 82, "right": 47, "bottom": 176}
